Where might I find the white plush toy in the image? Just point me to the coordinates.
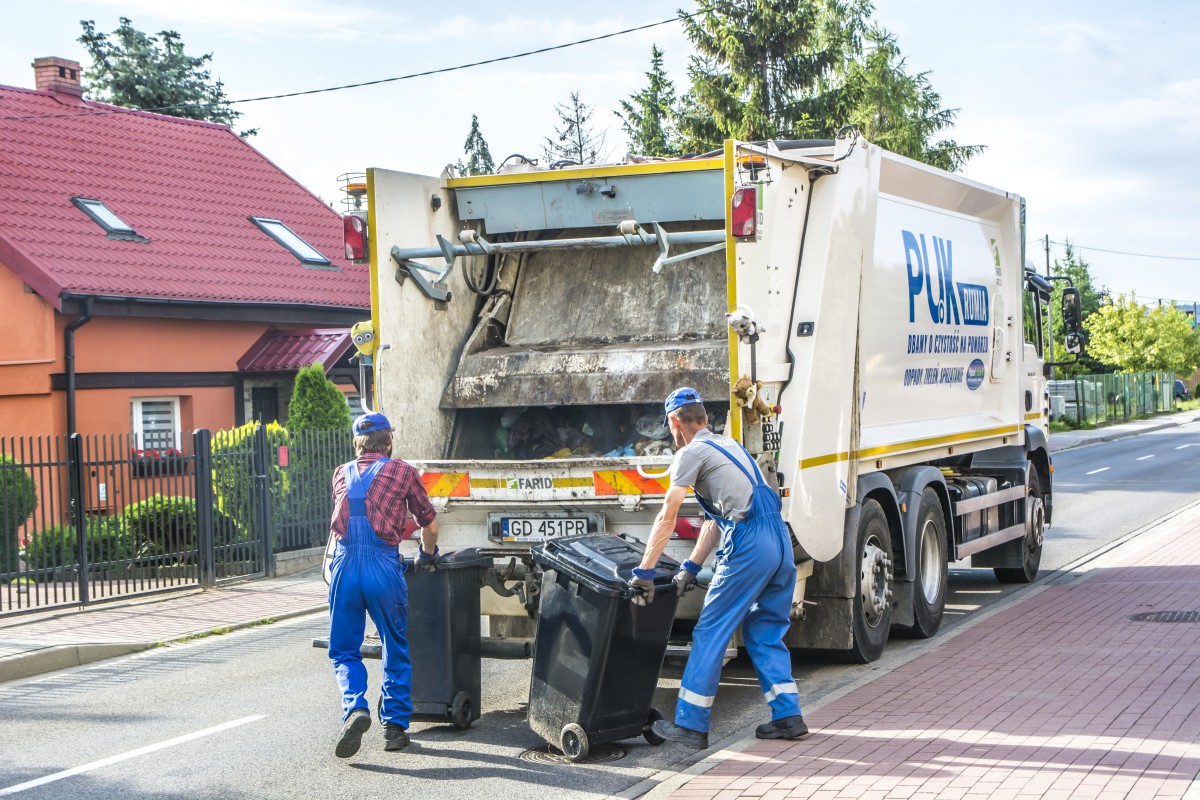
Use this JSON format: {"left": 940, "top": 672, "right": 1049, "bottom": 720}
{"left": 727, "top": 305, "right": 766, "bottom": 342}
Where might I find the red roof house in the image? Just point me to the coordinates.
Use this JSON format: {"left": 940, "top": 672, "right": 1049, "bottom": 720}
{"left": 0, "top": 58, "right": 368, "bottom": 445}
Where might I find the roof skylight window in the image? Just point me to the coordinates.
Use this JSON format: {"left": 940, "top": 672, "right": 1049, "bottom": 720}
{"left": 72, "top": 197, "right": 144, "bottom": 241}
{"left": 249, "top": 217, "right": 333, "bottom": 267}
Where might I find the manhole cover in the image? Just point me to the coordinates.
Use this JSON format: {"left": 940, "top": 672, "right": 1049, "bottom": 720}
{"left": 518, "top": 744, "right": 627, "bottom": 764}
{"left": 1129, "top": 611, "right": 1200, "bottom": 623}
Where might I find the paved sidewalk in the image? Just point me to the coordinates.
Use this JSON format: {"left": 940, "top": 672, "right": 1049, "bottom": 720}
{"left": 0, "top": 570, "right": 327, "bottom": 682}
{"left": 663, "top": 503, "right": 1200, "bottom": 800}
{"left": 1048, "top": 410, "right": 1200, "bottom": 452}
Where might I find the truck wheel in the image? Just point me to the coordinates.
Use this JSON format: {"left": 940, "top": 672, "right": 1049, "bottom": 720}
{"left": 893, "top": 488, "right": 947, "bottom": 639}
{"left": 839, "top": 499, "right": 894, "bottom": 663}
{"left": 560, "top": 723, "right": 590, "bottom": 762}
{"left": 450, "top": 691, "right": 474, "bottom": 730}
{"left": 995, "top": 471, "right": 1044, "bottom": 583}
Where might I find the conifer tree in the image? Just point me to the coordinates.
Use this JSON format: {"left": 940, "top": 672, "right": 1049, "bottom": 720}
{"left": 456, "top": 115, "right": 495, "bottom": 176}
{"left": 616, "top": 45, "right": 679, "bottom": 157}
{"left": 543, "top": 91, "right": 607, "bottom": 165}
{"left": 287, "top": 364, "right": 352, "bottom": 432}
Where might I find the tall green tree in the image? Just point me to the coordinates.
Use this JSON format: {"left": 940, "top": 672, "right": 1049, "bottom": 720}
{"left": 617, "top": 45, "right": 679, "bottom": 157}
{"left": 810, "top": 27, "right": 982, "bottom": 171}
{"left": 78, "top": 17, "right": 255, "bottom": 136}
{"left": 1084, "top": 294, "right": 1200, "bottom": 374}
{"left": 456, "top": 115, "right": 495, "bottom": 177}
{"left": 1048, "top": 241, "right": 1109, "bottom": 375}
{"left": 543, "top": 91, "right": 607, "bottom": 165}
{"left": 676, "top": 0, "right": 981, "bottom": 170}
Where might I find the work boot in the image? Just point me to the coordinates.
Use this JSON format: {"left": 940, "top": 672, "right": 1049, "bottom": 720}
{"left": 651, "top": 719, "right": 709, "bottom": 750}
{"left": 335, "top": 708, "right": 371, "bottom": 758}
{"left": 755, "top": 714, "right": 809, "bottom": 740}
{"left": 383, "top": 722, "right": 410, "bottom": 752}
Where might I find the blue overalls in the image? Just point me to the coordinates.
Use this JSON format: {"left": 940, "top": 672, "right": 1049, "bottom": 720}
{"left": 675, "top": 440, "right": 802, "bottom": 733}
{"left": 327, "top": 458, "right": 413, "bottom": 728}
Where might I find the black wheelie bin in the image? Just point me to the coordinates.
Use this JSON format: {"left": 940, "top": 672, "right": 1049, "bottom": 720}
{"left": 407, "top": 548, "right": 493, "bottom": 729}
{"left": 527, "top": 534, "right": 679, "bottom": 762}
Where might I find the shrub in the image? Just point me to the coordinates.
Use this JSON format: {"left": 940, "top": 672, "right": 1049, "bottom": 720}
{"left": 287, "top": 364, "right": 352, "bottom": 432}
{"left": 211, "top": 421, "right": 288, "bottom": 544}
{"left": 0, "top": 454, "right": 38, "bottom": 573}
{"left": 22, "top": 515, "right": 134, "bottom": 574}
{"left": 123, "top": 495, "right": 240, "bottom": 562}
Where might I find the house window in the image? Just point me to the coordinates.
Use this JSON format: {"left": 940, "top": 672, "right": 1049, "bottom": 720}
{"left": 72, "top": 197, "right": 145, "bottom": 241}
{"left": 249, "top": 217, "right": 333, "bottom": 267}
{"left": 132, "top": 397, "right": 181, "bottom": 451}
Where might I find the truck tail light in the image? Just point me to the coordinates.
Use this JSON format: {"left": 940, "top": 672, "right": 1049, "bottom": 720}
{"left": 343, "top": 213, "right": 368, "bottom": 261}
{"left": 731, "top": 187, "right": 756, "bottom": 238}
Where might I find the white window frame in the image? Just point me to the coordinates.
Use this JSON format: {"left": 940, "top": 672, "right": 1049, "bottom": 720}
{"left": 248, "top": 217, "right": 333, "bottom": 267}
{"left": 131, "top": 396, "right": 182, "bottom": 451}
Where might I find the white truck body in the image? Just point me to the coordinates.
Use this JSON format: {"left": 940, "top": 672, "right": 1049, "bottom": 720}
{"left": 360, "top": 136, "right": 1061, "bottom": 660}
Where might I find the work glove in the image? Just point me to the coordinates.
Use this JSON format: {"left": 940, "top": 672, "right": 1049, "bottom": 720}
{"left": 414, "top": 545, "right": 439, "bottom": 572}
{"left": 629, "top": 567, "right": 657, "bottom": 606}
{"left": 673, "top": 559, "right": 702, "bottom": 597}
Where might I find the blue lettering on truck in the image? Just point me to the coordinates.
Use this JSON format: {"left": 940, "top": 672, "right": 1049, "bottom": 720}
{"left": 903, "top": 230, "right": 990, "bottom": 326}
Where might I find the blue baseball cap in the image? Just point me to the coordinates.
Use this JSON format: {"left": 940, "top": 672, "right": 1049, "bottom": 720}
{"left": 353, "top": 412, "right": 392, "bottom": 435}
{"left": 664, "top": 387, "right": 703, "bottom": 418}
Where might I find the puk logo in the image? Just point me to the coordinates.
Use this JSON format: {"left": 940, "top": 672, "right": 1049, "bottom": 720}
{"left": 903, "top": 230, "right": 990, "bottom": 327}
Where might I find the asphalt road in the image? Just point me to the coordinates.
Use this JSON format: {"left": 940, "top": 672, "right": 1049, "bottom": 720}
{"left": 0, "top": 421, "right": 1196, "bottom": 799}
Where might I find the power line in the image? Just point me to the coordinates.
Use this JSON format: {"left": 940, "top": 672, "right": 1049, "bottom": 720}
{"left": 1049, "top": 239, "right": 1199, "bottom": 263}
{"left": 0, "top": 12, "right": 698, "bottom": 123}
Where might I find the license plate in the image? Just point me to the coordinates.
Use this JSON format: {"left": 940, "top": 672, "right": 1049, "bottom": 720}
{"left": 501, "top": 517, "right": 589, "bottom": 542}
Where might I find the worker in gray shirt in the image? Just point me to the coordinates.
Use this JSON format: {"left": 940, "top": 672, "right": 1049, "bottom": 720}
{"left": 630, "top": 387, "right": 806, "bottom": 750}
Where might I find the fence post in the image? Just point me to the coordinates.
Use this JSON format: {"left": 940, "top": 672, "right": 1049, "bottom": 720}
{"left": 253, "top": 424, "right": 274, "bottom": 576}
{"left": 193, "top": 430, "right": 216, "bottom": 588}
{"left": 67, "top": 433, "right": 89, "bottom": 606}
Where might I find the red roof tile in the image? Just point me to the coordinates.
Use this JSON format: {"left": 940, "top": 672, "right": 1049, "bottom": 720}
{"left": 0, "top": 85, "right": 369, "bottom": 311}
{"left": 237, "top": 328, "right": 353, "bottom": 372}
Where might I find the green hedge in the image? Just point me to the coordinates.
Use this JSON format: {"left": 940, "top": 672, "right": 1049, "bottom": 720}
{"left": 0, "top": 454, "right": 38, "bottom": 573}
{"left": 211, "top": 421, "right": 288, "bottom": 545}
{"left": 124, "top": 495, "right": 242, "bottom": 561}
{"left": 22, "top": 515, "right": 133, "bottom": 573}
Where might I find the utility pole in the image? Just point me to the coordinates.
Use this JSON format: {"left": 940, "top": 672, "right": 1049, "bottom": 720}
{"left": 1044, "top": 235, "right": 1055, "bottom": 378}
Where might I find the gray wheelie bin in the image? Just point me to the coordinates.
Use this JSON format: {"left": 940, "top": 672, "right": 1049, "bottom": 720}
{"left": 407, "top": 548, "right": 493, "bottom": 729}
{"left": 527, "top": 534, "right": 679, "bottom": 761}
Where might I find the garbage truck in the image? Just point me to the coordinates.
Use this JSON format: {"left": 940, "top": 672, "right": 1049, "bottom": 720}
{"left": 344, "top": 133, "right": 1084, "bottom": 663}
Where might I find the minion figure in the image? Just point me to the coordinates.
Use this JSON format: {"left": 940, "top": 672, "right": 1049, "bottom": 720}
{"left": 350, "top": 320, "right": 377, "bottom": 365}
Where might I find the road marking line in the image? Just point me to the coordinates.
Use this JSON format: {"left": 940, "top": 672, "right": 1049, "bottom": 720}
{"left": 0, "top": 715, "right": 265, "bottom": 796}
{"left": 1137, "top": 455, "right": 1155, "bottom": 461}
{"left": 1177, "top": 444, "right": 1193, "bottom": 450}
{"left": 1085, "top": 467, "right": 1110, "bottom": 475}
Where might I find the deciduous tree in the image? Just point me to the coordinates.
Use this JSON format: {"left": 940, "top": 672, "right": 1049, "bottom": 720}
{"left": 79, "top": 17, "right": 255, "bottom": 136}
{"left": 1084, "top": 294, "right": 1200, "bottom": 374}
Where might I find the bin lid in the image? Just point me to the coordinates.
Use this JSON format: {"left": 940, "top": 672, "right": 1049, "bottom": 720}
{"left": 531, "top": 534, "right": 680, "bottom": 597}
{"left": 426, "top": 548, "right": 493, "bottom": 570}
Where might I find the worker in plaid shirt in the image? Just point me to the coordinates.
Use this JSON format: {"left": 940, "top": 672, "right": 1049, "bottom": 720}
{"left": 327, "top": 412, "right": 438, "bottom": 758}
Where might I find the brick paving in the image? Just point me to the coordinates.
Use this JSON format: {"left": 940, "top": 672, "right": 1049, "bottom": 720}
{"left": 670, "top": 507, "right": 1200, "bottom": 799}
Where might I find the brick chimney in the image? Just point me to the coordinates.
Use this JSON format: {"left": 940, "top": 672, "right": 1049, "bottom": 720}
{"left": 32, "top": 57, "right": 83, "bottom": 98}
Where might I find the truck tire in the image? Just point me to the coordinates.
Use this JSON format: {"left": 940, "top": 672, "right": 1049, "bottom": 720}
{"left": 995, "top": 470, "right": 1044, "bottom": 583}
{"left": 893, "top": 488, "right": 947, "bottom": 639}
{"left": 838, "top": 499, "right": 894, "bottom": 663}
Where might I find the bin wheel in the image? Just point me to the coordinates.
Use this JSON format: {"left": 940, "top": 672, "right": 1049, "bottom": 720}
{"left": 450, "top": 691, "right": 474, "bottom": 730}
{"left": 643, "top": 708, "right": 666, "bottom": 746}
{"left": 560, "top": 723, "right": 589, "bottom": 762}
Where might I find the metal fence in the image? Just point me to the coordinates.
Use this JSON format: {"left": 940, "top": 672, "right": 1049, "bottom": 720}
{"left": 1048, "top": 371, "right": 1176, "bottom": 426}
{"left": 0, "top": 424, "right": 352, "bottom": 616}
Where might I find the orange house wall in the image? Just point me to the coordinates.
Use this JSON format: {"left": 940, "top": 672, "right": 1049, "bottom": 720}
{"left": 0, "top": 260, "right": 320, "bottom": 442}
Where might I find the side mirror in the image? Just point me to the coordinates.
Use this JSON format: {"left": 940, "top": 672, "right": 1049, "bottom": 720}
{"left": 1061, "top": 287, "right": 1082, "bottom": 334}
{"left": 1065, "top": 331, "right": 1084, "bottom": 355}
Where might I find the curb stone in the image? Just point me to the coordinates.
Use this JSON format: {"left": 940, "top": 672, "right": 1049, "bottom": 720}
{"left": 0, "top": 603, "right": 327, "bottom": 684}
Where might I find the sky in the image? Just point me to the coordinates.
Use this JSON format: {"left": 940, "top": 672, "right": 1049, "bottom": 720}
{"left": 2, "top": 0, "right": 1198, "bottom": 305}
